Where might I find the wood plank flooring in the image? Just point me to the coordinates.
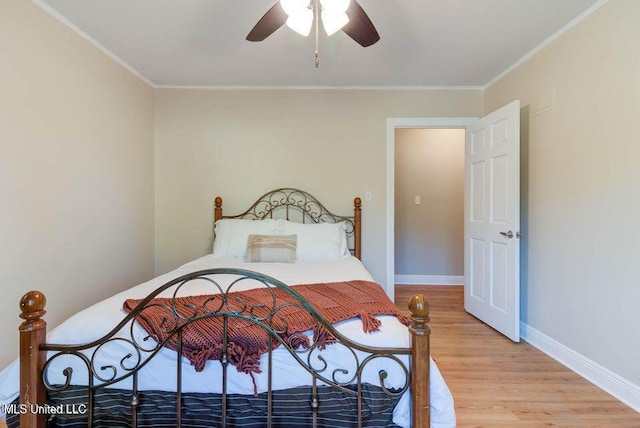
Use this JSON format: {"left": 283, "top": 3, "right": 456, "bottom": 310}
{"left": 395, "top": 285, "right": 640, "bottom": 427}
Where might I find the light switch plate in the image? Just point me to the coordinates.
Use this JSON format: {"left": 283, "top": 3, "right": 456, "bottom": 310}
{"left": 365, "top": 190, "right": 372, "bottom": 202}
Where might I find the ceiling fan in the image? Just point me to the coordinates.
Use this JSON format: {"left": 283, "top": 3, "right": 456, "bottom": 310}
{"left": 247, "top": 0, "right": 380, "bottom": 66}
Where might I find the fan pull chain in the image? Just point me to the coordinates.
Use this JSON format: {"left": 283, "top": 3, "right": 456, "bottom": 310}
{"left": 314, "top": 0, "right": 320, "bottom": 68}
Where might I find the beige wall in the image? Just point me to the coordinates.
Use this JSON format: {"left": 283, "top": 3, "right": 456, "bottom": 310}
{"left": 0, "top": 1, "right": 155, "bottom": 367}
{"left": 395, "top": 129, "right": 465, "bottom": 276}
{"left": 486, "top": 0, "right": 640, "bottom": 385}
{"left": 154, "top": 89, "right": 483, "bottom": 287}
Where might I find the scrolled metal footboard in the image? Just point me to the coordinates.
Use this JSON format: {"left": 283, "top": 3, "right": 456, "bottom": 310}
{"left": 18, "top": 269, "right": 431, "bottom": 428}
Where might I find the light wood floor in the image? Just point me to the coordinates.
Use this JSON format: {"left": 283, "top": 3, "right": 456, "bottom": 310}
{"left": 395, "top": 285, "right": 640, "bottom": 427}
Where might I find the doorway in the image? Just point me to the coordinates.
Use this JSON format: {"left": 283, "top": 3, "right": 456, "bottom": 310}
{"left": 386, "top": 118, "right": 475, "bottom": 300}
{"left": 394, "top": 128, "right": 465, "bottom": 287}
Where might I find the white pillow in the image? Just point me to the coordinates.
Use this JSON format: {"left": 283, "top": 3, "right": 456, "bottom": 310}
{"left": 213, "top": 219, "right": 279, "bottom": 258}
{"left": 277, "top": 219, "right": 348, "bottom": 261}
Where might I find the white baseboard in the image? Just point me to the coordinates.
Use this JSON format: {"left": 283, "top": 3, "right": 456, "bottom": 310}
{"left": 394, "top": 275, "right": 463, "bottom": 285}
{"left": 520, "top": 322, "right": 640, "bottom": 413}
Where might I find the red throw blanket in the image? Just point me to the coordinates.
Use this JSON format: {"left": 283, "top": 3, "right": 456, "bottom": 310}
{"left": 123, "top": 280, "right": 410, "bottom": 380}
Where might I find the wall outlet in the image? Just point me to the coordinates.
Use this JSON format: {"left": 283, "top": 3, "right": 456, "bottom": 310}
{"left": 414, "top": 196, "right": 421, "bottom": 205}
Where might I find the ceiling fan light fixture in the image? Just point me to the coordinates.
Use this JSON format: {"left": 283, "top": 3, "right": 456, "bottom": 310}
{"left": 321, "top": 11, "right": 349, "bottom": 36}
{"left": 247, "top": 0, "right": 380, "bottom": 66}
{"left": 285, "top": 9, "right": 313, "bottom": 36}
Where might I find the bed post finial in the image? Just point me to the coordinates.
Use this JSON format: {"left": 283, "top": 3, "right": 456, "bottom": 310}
{"left": 408, "top": 294, "right": 430, "bottom": 326}
{"left": 215, "top": 197, "right": 223, "bottom": 222}
{"left": 408, "top": 294, "right": 431, "bottom": 428}
{"left": 353, "top": 197, "right": 362, "bottom": 260}
{"left": 20, "top": 291, "right": 46, "bottom": 324}
{"left": 19, "top": 290, "right": 47, "bottom": 428}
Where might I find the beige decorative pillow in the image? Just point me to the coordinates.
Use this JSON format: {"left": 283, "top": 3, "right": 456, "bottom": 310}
{"left": 245, "top": 235, "right": 297, "bottom": 263}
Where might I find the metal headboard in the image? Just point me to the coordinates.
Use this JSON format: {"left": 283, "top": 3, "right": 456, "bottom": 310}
{"left": 214, "top": 188, "right": 362, "bottom": 259}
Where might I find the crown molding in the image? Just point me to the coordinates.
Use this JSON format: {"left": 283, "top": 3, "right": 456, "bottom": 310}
{"left": 154, "top": 85, "right": 485, "bottom": 91}
{"left": 31, "top": 0, "right": 155, "bottom": 88}
{"left": 484, "top": 0, "right": 609, "bottom": 89}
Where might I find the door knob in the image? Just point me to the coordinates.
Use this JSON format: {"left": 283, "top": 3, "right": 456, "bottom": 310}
{"left": 500, "top": 230, "right": 514, "bottom": 239}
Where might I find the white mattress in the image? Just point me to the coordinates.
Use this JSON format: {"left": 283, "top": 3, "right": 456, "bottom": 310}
{"left": 0, "top": 255, "right": 455, "bottom": 427}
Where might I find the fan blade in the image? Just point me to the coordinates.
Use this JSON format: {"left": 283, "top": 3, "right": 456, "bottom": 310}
{"left": 342, "top": 0, "right": 380, "bottom": 47}
{"left": 246, "top": 3, "right": 288, "bottom": 42}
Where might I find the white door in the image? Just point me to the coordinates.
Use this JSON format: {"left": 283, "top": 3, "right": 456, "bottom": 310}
{"left": 464, "top": 100, "right": 520, "bottom": 342}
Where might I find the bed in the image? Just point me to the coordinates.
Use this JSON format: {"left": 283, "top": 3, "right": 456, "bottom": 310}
{"left": 0, "top": 188, "right": 455, "bottom": 428}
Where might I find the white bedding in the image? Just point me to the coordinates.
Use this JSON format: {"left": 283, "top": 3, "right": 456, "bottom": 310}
{"left": 0, "top": 255, "right": 455, "bottom": 427}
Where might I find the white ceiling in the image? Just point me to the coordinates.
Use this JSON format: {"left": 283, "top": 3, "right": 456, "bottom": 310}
{"left": 39, "top": 0, "right": 601, "bottom": 88}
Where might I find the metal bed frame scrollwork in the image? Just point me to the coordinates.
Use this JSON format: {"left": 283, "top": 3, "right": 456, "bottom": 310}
{"left": 18, "top": 188, "right": 431, "bottom": 428}
{"left": 214, "top": 188, "right": 361, "bottom": 259}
